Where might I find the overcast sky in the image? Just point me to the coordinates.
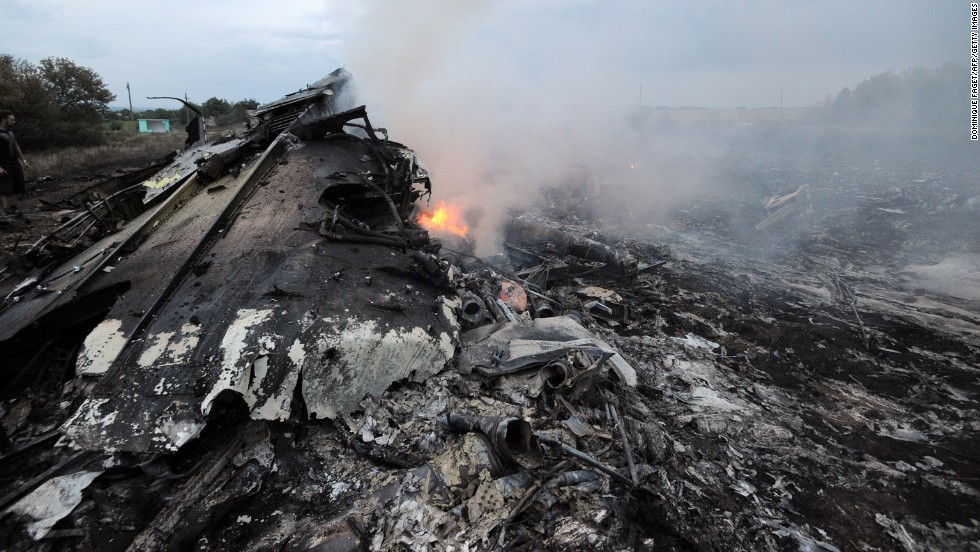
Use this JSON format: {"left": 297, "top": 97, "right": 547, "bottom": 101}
{"left": 0, "top": 0, "right": 963, "bottom": 111}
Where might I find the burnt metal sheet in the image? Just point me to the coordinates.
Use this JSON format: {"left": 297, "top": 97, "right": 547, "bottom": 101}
{"left": 0, "top": 177, "right": 202, "bottom": 347}
{"left": 6, "top": 470, "right": 103, "bottom": 540}
{"left": 62, "top": 137, "right": 458, "bottom": 453}
{"left": 141, "top": 140, "right": 241, "bottom": 203}
{"left": 505, "top": 218, "right": 638, "bottom": 278}
{"left": 460, "top": 315, "right": 637, "bottom": 386}
{"left": 252, "top": 68, "right": 350, "bottom": 118}
{"left": 250, "top": 69, "right": 353, "bottom": 139}
{"left": 62, "top": 158, "right": 173, "bottom": 208}
{"left": 73, "top": 138, "right": 286, "bottom": 377}
{"left": 0, "top": 72, "right": 361, "bottom": 360}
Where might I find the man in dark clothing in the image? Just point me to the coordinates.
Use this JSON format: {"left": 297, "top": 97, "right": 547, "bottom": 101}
{"left": 0, "top": 110, "right": 29, "bottom": 214}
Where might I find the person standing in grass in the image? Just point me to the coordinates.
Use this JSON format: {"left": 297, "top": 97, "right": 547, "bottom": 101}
{"left": 0, "top": 110, "right": 29, "bottom": 215}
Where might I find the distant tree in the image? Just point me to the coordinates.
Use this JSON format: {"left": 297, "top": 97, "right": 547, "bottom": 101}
{"left": 0, "top": 54, "right": 59, "bottom": 149}
{"left": 213, "top": 98, "right": 256, "bottom": 126}
{"left": 0, "top": 54, "right": 116, "bottom": 149}
{"left": 38, "top": 57, "right": 114, "bottom": 116}
{"left": 234, "top": 99, "right": 259, "bottom": 111}
{"left": 849, "top": 71, "right": 903, "bottom": 117}
{"left": 832, "top": 87, "right": 851, "bottom": 115}
{"left": 201, "top": 97, "right": 233, "bottom": 119}
{"left": 108, "top": 108, "right": 133, "bottom": 121}
{"left": 140, "top": 107, "right": 182, "bottom": 121}
{"left": 0, "top": 55, "right": 24, "bottom": 105}
{"left": 825, "top": 65, "right": 964, "bottom": 127}
{"left": 39, "top": 57, "right": 115, "bottom": 146}
{"left": 230, "top": 98, "right": 259, "bottom": 125}
{"left": 200, "top": 97, "right": 260, "bottom": 126}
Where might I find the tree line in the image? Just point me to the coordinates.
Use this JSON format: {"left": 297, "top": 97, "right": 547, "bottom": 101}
{"left": 1, "top": 53, "right": 261, "bottom": 150}
{"left": 104, "top": 97, "right": 260, "bottom": 129}
{"left": 820, "top": 63, "right": 964, "bottom": 127}
{"left": 1, "top": 55, "right": 114, "bottom": 150}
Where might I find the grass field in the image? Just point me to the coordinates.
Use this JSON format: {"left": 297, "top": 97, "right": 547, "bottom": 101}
{"left": 24, "top": 131, "right": 186, "bottom": 180}
{"left": 24, "top": 122, "right": 251, "bottom": 181}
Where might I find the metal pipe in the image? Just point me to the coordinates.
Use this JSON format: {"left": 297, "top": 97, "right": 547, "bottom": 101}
{"left": 548, "top": 469, "right": 599, "bottom": 488}
{"left": 460, "top": 292, "right": 487, "bottom": 326}
{"left": 533, "top": 302, "right": 556, "bottom": 319}
{"left": 356, "top": 177, "right": 406, "bottom": 238}
{"left": 609, "top": 403, "right": 639, "bottom": 486}
{"left": 494, "top": 471, "right": 533, "bottom": 494}
{"left": 495, "top": 298, "right": 518, "bottom": 323}
{"left": 507, "top": 219, "right": 638, "bottom": 277}
{"left": 539, "top": 359, "right": 569, "bottom": 389}
{"left": 335, "top": 210, "right": 403, "bottom": 240}
{"left": 537, "top": 434, "right": 633, "bottom": 487}
{"left": 482, "top": 292, "right": 506, "bottom": 323}
{"left": 443, "top": 413, "right": 541, "bottom": 466}
{"left": 321, "top": 231, "right": 404, "bottom": 247}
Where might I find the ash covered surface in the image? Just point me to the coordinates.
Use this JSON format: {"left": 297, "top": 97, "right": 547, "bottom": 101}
{"left": 0, "top": 87, "right": 978, "bottom": 552}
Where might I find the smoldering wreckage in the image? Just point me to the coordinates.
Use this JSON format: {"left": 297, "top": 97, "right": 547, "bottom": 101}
{"left": 0, "top": 70, "right": 978, "bottom": 552}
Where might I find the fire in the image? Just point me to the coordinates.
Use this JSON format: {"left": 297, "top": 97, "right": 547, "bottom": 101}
{"left": 417, "top": 199, "right": 469, "bottom": 237}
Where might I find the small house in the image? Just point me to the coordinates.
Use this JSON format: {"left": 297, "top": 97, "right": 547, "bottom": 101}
{"left": 137, "top": 119, "right": 171, "bottom": 133}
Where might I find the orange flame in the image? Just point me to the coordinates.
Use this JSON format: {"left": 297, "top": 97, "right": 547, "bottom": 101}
{"left": 417, "top": 199, "right": 469, "bottom": 237}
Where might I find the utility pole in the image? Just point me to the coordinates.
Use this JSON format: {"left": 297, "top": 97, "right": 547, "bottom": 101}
{"left": 127, "top": 83, "right": 135, "bottom": 129}
{"left": 183, "top": 93, "right": 190, "bottom": 126}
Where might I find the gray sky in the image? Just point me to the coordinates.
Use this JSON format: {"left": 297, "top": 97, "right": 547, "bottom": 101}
{"left": 0, "top": 0, "right": 963, "bottom": 111}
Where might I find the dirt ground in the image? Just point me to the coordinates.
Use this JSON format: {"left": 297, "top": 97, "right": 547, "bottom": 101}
{"left": 0, "top": 130, "right": 978, "bottom": 550}
{"left": 535, "top": 144, "right": 980, "bottom": 550}
{"left": 0, "top": 164, "right": 155, "bottom": 267}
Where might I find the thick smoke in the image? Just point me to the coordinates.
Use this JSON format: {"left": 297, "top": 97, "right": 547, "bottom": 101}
{"left": 342, "top": 1, "right": 733, "bottom": 255}
{"left": 340, "top": 1, "right": 969, "bottom": 264}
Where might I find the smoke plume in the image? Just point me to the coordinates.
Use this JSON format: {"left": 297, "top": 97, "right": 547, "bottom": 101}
{"left": 340, "top": 1, "right": 966, "bottom": 258}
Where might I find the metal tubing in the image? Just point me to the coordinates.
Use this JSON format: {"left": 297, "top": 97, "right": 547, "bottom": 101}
{"left": 444, "top": 413, "right": 540, "bottom": 466}
{"left": 539, "top": 359, "right": 569, "bottom": 389}
{"left": 609, "top": 403, "right": 639, "bottom": 486}
{"left": 460, "top": 292, "right": 487, "bottom": 325}
{"left": 537, "top": 434, "right": 634, "bottom": 487}
{"left": 549, "top": 469, "right": 599, "bottom": 488}
{"left": 533, "top": 302, "right": 556, "bottom": 319}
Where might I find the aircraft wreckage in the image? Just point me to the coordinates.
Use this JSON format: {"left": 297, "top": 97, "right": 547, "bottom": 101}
{"left": 0, "top": 69, "right": 647, "bottom": 550}
{"left": 0, "top": 69, "right": 460, "bottom": 449}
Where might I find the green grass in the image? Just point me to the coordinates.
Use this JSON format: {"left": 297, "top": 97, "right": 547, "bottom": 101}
{"left": 25, "top": 132, "right": 185, "bottom": 180}
{"left": 103, "top": 120, "right": 139, "bottom": 132}
{"left": 25, "top": 122, "right": 251, "bottom": 181}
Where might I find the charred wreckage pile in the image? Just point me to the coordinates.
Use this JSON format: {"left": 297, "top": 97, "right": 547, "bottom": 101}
{"left": 1, "top": 69, "right": 978, "bottom": 551}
